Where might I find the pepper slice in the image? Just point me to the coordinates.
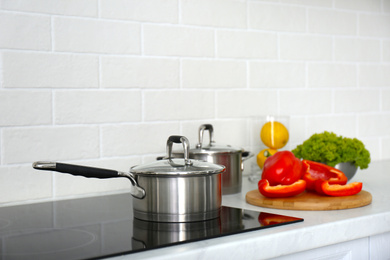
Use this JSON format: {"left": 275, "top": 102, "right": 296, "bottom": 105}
{"left": 302, "top": 160, "right": 348, "bottom": 191}
{"left": 315, "top": 180, "right": 362, "bottom": 197}
{"left": 262, "top": 151, "right": 304, "bottom": 186}
{"left": 258, "top": 179, "right": 306, "bottom": 198}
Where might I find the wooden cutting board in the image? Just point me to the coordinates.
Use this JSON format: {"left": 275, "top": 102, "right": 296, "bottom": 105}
{"left": 246, "top": 189, "right": 372, "bottom": 211}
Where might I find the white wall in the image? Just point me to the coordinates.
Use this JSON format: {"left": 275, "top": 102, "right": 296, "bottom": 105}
{"left": 0, "top": 0, "right": 389, "bottom": 206}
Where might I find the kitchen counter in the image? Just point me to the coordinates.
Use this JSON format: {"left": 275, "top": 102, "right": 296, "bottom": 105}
{"left": 115, "top": 160, "right": 390, "bottom": 260}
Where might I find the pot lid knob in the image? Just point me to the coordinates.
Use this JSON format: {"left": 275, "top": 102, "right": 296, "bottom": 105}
{"left": 167, "top": 135, "right": 193, "bottom": 166}
{"left": 196, "top": 124, "right": 215, "bottom": 149}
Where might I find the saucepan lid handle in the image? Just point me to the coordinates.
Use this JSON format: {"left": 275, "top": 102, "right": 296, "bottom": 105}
{"left": 196, "top": 124, "right": 214, "bottom": 149}
{"left": 166, "top": 135, "right": 193, "bottom": 166}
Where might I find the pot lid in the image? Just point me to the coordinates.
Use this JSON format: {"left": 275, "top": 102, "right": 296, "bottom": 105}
{"left": 130, "top": 135, "right": 225, "bottom": 176}
{"left": 130, "top": 158, "right": 225, "bottom": 176}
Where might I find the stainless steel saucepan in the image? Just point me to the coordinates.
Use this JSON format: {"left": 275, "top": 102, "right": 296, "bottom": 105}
{"left": 33, "top": 135, "right": 226, "bottom": 223}
{"left": 171, "top": 124, "right": 252, "bottom": 195}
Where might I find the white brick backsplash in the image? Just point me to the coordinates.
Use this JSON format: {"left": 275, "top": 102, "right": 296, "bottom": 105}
{"left": 280, "top": 35, "right": 332, "bottom": 60}
{"left": 216, "top": 90, "right": 278, "bottom": 118}
{"left": 54, "top": 90, "right": 141, "bottom": 124}
{"left": 289, "top": 116, "right": 307, "bottom": 148}
{"left": 143, "top": 24, "right": 214, "bottom": 57}
{"left": 359, "top": 14, "right": 390, "bottom": 38}
{"left": 359, "top": 137, "right": 380, "bottom": 162}
{"left": 2, "top": 52, "right": 99, "bottom": 88}
{"left": 359, "top": 114, "right": 390, "bottom": 137}
{"left": 280, "top": 90, "right": 332, "bottom": 115}
{"left": 250, "top": 61, "right": 306, "bottom": 88}
{"left": 181, "top": 0, "right": 246, "bottom": 28}
{"left": 182, "top": 59, "right": 246, "bottom": 88}
{"left": 1, "top": 0, "right": 390, "bottom": 205}
{"left": 0, "top": 12, "right": 51, "bottom": 51}
{"left": 385, "top": 1, "right": 390, "bottom": 13}
{"left": 359, "top": 64, "right": 390, "bottom": 87}
{"left": 217, "top": 30, "right": 277, "bottom": 59}
{"left": 2, "top": 126, "right": 100, "bottom": 164}
{"left": 335, "top": 38, "right": 380, "bottom": 62}
{"left": 306, "top": 115, "right": 357, "bottom": 138}
{"left": 383, "top": 89, "right": 390, "bottom": 111}
{"left": 309, "top": 9, "right": 357, "bottom": 35}
{"left": 383, "top": 41, "right": 390, "bottom": 62}
{"left": 101, "top": 123, "right": 179, "bottom": 156}
{"left": 334, "top": 89, "right": 380, "bottom": 113}
{"left": 280, "top": 0, "right": 332, "bottom": 7}
{"left": 0, "top": 90, "right": 52, "bottom": 126}
{"left": 54, "top": 17, "right": 140, "bottom": 54}
{"left": 335, "top": 0, "right": 381, "bottom": 12}
{"left": 308, "top": 63, "right": 357, "bottom": 87}
{"left": 248, "top": 3, "right": 306, "bottom": 32}
{"left": 0, "top": 165, "right": 52, "bottom": 204}
{"left": 383, "top": 138, "right": 390, "bottom": 159}
{"left": 144, "top": 90, "right": 215, "bottom": 120}
{"left": 100, "top": 56, "right": 179, "bottom": 88}
{"left": 0, "top": 0, "right": 98, "bottom": 17}
{"left": 100, "top": 0, "right": 178, "bottom": 23}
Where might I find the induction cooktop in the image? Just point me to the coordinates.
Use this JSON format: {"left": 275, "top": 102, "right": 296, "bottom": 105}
{"left": 0, "top": 193, "right": 303, "bottom": 260}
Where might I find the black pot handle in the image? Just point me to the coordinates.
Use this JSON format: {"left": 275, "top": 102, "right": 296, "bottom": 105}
{"left": 32, "top": 161, "right": 145, "bottom": 199}
{"left": 34, "top": 162, "right": 118, "bottom": 178}
{"left": 242, "top": 151, "right": 253, "bottom": 161}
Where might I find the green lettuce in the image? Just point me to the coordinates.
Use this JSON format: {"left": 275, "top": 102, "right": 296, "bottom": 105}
{"left": 292, "top": 131, "right": 371, "bottom": 169}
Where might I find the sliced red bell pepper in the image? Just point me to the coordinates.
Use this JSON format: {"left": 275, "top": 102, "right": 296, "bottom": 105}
{"left": 302, "top": 160, "right": 348, "bottom": 191}
{"left": 262, "top": 151, "right": 304, "bottom": 186}
{"left": 258, "top": 179, "right": 306, "bottom": 198}
{"left": 315, "top": 180, "right": 362, "bottom": 197}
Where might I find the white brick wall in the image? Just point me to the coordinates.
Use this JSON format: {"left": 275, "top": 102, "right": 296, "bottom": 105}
{"left": 2, "top": 52, "right": 99, "bottom": 88}
{"left": 53, "top": 17, "right": 141, "bottom": 54}
{"left": 0, "top": 0, "right": 389, "bottom": 206}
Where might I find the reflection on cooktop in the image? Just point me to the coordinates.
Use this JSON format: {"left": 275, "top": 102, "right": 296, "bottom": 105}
{"left": 0, "top": 193, "right": 303, "bottom": 260}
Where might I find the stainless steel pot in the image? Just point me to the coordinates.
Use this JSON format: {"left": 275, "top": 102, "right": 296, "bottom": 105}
{"left": 171, "top": 124, "right": 252, "bottom": 195}
{"left": 33, "top": 135, "right": 226, "bottom": 223}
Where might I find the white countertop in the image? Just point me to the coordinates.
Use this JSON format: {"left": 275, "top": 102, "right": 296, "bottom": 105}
{"left": 111, "top": 160, "right": 390, "bottom": 260}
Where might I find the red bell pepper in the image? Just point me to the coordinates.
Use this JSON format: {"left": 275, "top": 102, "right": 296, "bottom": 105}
{"left": 262, "top": 151, "right": 304, "bottom": 186}
{"left": 302, "top": 160, "right": 348, "bottom": 191}
{"left": 315, "top": 180, "right": 362, "bottom": 197}
{"left": 258, "top": 179, "right": 306, "bottom": 198}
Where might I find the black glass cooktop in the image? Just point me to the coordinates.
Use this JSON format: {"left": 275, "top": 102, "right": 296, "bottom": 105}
{"left": 0, "top": 193, "right": 303, "bottom": 260}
